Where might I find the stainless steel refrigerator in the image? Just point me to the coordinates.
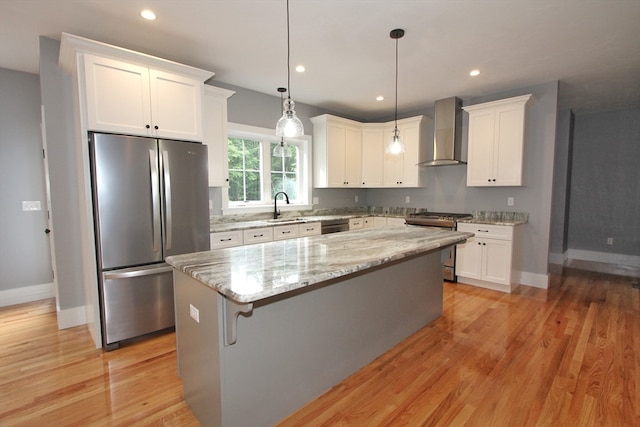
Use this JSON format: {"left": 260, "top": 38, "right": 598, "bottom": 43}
{"left": 89, "top": 133, "right": 210, "bottom": 350}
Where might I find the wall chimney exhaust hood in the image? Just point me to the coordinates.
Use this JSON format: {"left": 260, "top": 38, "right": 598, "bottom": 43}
{"left": 418, "top": 96, "right": 465, "bottom": 166}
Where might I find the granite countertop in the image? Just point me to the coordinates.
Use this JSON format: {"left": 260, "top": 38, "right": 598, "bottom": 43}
{"left": 167, "top": 226, "right": 472, "bottom": 304}
{"left": 209, "top": 208, "right": 416, "bottom": 233}
{"left": 458, "top": 211, "right": 529, "bottom": 226}
{"left": 210, "top": 215, "right": 356, "bottom": 233}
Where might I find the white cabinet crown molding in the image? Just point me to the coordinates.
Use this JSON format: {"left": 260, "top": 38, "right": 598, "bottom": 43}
{"left": 462, "top": 93, "right": 532, "bottom": 112}
{"left": 59, "top": 32, "right": 214, "bottom": 82}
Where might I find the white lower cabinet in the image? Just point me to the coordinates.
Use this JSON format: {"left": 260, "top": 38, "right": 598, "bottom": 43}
{"left": 298, "top": 222, "right": 322, "bottom": 236}
{"left": 242, "top": 227, "right": 274, "bottom": 245}
{"left": 455, "top": 223, "right": 522, "bottom": 293}
{"left": 386, "top": 217, "right": 406, "bottom": 227}
{"left": 348, "top": 218, "right": 364, "bottom": 230}
{"left": 211, "top": 221, "right": 322, "bottom": 249}
{"left": 210, "top": 230, "right": 243, "bottom": 249}
{"left": 273, "top": 224, "right": 299, "bottom": 241}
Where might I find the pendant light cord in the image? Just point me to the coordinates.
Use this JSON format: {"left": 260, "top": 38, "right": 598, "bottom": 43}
{"left": 394, "top": 34, "right": 399, "bottom": 130}
{"left": 286, "top": 0, "right": 292, "bottom": 101}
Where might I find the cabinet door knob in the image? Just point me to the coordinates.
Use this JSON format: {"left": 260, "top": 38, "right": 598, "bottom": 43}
{"left": 146, "top": 124, "right": 151, "bottom": 129}
{"left": 154, "top": 125, "right": 159, "bottom": 130}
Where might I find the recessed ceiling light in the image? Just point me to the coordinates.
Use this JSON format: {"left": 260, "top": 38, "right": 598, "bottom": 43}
{"left": 295, "top": 65, "right": 305, "bottom": 73}
{"left": 376, "top": 96, "right": 384, "bottom": 101}
{"left": 469, "top": 69, "right": 480, "bottom": 77}
{"left": 140, "top": 9, "right": 157, "bottom": 20}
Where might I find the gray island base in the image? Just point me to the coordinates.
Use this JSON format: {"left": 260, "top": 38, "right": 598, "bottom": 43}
{"left": 167, "top": 227, "right": 471, "bottom": 427}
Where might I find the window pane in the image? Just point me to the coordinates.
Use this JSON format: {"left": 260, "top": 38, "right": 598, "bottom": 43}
{"left": 284, "top": 147, "right": 298, "bottom": 172}
{"left": 228, "top": 170, "right": 244, "bottom": 202}
{"left": 228, "top": 138, "right": 244, "bottom": 169}
{"left": 245, "top": 171, "right": 261, "bottom": 201}
{"left": 245, "top": 140, "right": 261, "bottom": 170}
{"left": 271, "top": 173, "right": 298, "bottom": 199}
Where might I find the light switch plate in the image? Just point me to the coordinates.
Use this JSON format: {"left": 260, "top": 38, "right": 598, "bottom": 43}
{"left": 22, "top": 201, "right": 41, "bottom": 211}
{"left": 507, "top": 197, "right": 514, "bottom": 206}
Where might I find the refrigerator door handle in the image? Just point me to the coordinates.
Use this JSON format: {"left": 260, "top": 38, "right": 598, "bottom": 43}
{"left": 104, "top": 265, "right": 173, "bottom": 280}
{"left": 162, "top": 150, "right": 173, "bottom": 250}
{"left": 149, "top": 149, "right": 161, "bottom": 253}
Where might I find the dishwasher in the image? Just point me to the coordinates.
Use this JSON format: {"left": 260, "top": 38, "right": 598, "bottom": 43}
{"left": 320, "top": 218, "right": 349, "bottom": 234}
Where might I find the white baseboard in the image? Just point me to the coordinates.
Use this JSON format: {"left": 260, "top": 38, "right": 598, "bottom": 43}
{"left": 548, "top": 251, "right": 567, "bottom": 266}
{"left": 0, "top": 282, "right": 55, "bottom": 307}
{"left": 519, "top": 271, "right": 549, "bottom": 289}
{"left": 57, "top": 304, "right": 88, "bottom": 330}
{"left": 567, "top": 249, "right": 640, "bottom": 267}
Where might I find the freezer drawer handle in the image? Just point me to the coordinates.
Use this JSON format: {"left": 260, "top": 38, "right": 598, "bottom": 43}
{"left": 104, "top": 266, "right": 173, "bottom": 280}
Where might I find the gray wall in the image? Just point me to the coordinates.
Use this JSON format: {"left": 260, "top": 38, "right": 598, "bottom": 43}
{"left": 207, "top": 81, "right": 368, "bottom": 211}
{"left": 549, "top": 109, "right": 574, "bottom": 262}
{"left": 38, "top": 37, "right": 86, "bottom": 310}
{"left": 0, "top": 68, "right": 52, "bottom": 291}
{"left": 568, "top": 108, "right": 640, "bottom": 256}
{"left": 368, "top": 82, "right": 560, "bottom": 281}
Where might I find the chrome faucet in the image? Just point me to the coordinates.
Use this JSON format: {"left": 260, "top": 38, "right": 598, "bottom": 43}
{"left": 273, "top": 191, "right": 290, "bottom": 219}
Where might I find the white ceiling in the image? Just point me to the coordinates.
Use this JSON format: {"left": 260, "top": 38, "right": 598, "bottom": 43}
{"left": 1, "top": 0, "right": 639, "bottom": 120}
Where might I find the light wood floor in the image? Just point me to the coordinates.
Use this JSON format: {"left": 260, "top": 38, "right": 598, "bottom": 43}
{"left": 1, "top": 267, "right": 638, "bottom": 426}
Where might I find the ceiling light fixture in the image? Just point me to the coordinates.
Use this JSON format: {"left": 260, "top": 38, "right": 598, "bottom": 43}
{"left": 273, "top": 87, "right": 294, "bottom": 158}
{"left": 469, "top": 69, "right": 480, "bottom": 77}
{"left": 295, "top": 65, "right": 305, "bottom": 73}
{"left": 386, "top": 28, "right": 405, "bottom": 155}
{"left": 275, "top": 0, "right": 304, "bottom": 138}
{"left": 140, "top": 9, "right": 156, "bottom": 20}
{"left": 376, "top": 95, "right": 384, "bottom": 101}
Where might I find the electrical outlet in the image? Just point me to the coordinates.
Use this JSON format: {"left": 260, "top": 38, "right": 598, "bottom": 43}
{"left": 189, "top": 304, "right": 200, "bottom": 323}
{"left": 355, "top": 195, "right": 358, "bottom": 203}
{"left": 312, "top": 196, "right": 319, "bottom": 205}
{"left": 209, "top": 199, "right": 213, "bottom": 210}
{"left": 507, "top": 197, "right": 514, "bottom": 206}
{"left": 405, "top": 196, "right": 410, "bottom": 204}
{"left": 607, "top": 237, "right": 614, "bottom": 246}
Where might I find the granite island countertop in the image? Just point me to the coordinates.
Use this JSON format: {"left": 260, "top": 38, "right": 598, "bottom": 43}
{"left": 167, "top": 226, "right": 472, "bottom": 304}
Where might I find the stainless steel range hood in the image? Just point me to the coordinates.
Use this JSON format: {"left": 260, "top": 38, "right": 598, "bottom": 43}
{"left": 418, "top": 96, "right": 465, "bottom": 166}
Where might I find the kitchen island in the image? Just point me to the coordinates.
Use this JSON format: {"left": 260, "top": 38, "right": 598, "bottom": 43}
{"left": 166, "top": 226, "right": 472, "bottom": 427}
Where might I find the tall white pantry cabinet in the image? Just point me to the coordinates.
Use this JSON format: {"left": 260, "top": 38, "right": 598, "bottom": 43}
{"left": 58, "top": 33, "right": 215, "bottom": 347}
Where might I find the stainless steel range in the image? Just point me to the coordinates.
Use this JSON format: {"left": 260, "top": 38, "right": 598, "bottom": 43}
{"left": 405, "top": 212, "right": 473, "bottom": 281}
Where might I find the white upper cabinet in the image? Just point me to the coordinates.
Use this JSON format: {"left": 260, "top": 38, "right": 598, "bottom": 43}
{"left": 312, "top": 115, "right": 362, "bottom": 188}
{"left": 82, "top": 54, "right": 204, "bottom": 141}
{"left": 361, "top": 125, "right": 385, "bottom": 187}
{"left": 382, "top": 116, "right": 427, "bottom": 187}
{"left": 203, "top": 85, "right": 235, "bottom": 187}
{"left": 313, "top": 114, "right": 429, "bottom": 188}
{"left": 463, "top": 94, "right": 532, "bottom": 187}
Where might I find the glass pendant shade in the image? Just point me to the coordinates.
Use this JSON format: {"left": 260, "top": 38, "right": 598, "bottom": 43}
{"left": 276, "top": 98, "right": 304, "bottom": 138}
{"left": 273, "top": 138, "right": 293, "bottom": 157}
{"left": 386, "top": 127, "right": 405, "bottom": 155}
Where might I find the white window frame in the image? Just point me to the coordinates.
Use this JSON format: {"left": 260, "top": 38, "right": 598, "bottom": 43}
{"left": 222, "top": 122, "right": 312, "bottom": 215}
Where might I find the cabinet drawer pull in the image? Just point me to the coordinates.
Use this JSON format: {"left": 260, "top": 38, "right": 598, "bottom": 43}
{"left": 477, "top": 229, "right": 489, "bottom": 233}
{"left": 281, "top": 231, "right": 291, "bottom": 234}
{"left": 253, "top": 234, "right": 263, "bottom": 238}
{"left": 220, "top": 238, "right": 232, "bottom": 242}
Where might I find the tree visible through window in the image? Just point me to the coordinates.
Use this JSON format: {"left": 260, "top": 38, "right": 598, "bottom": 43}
{"left": 227, "top": 131, "right": 304, "bottom": 207}
{"left": 228, "top": 137, "right": 262, "bottom": 202}
{"left": 270, "top": 142, "right": 298, "bottom": 200}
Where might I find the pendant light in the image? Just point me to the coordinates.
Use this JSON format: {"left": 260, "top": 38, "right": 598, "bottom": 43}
{"left": 386, "top": 28, "right": 405, "bottom": 155}
{"left": 275, "top": 0, "right": 304, "bottom": 138}
{"left": 273, "top": 87, "right": 293, "bottom": 157}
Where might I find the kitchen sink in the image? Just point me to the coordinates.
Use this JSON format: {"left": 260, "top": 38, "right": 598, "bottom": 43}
{"left": 264, "top": 217, "right": 306, "bottom": 223}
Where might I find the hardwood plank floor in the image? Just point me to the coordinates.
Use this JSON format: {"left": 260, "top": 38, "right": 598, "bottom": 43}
{"left": 1, "top": 267, "right": 638, "bottom": 426}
